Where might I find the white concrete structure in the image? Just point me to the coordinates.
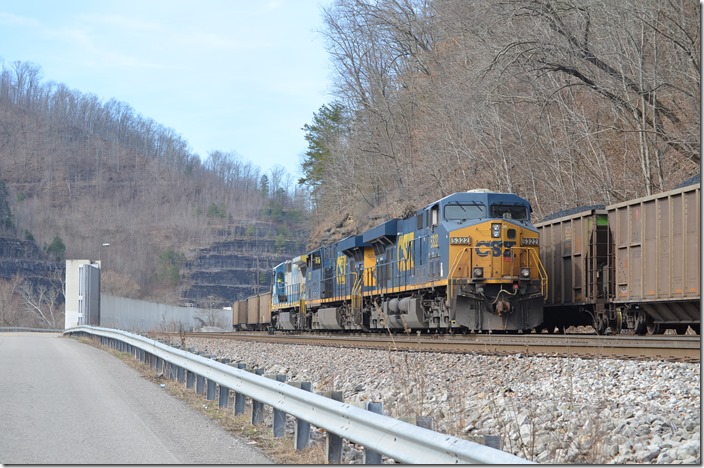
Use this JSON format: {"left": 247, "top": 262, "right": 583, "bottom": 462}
{"left": 64, "top": 259, "right": 91, "bottom": 329}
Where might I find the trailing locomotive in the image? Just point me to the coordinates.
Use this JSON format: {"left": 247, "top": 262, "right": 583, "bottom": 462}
{"left": 535, "top": 182, "right": 700, "bottom": 335}
{"left": 253, "top": 189, "right": 546, "bottom": 333}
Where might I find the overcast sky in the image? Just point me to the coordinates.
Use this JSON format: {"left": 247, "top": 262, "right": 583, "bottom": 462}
{"left": 0, "top": 0, "right": 334, "bottom": 178}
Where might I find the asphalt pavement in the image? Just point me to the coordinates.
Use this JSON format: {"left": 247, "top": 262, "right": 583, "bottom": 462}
{"left": 0, "top": 332, "right": 273, "bottom": 464}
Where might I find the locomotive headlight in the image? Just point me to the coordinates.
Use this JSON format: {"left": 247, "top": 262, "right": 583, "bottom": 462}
{"left": 520, "top": 267, "right": 531, "bottom": 278}
{"left": 491, "top": 223, "right": 501, "bottom": 238}
{"left": 473, "top": 267, "right": 484, "bottom": 278}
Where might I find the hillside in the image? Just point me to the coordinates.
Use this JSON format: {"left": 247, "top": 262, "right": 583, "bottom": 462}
{"left": 0, "top": 61, "right": 311, "bottom": 312}
{"left": 301, "top": 1, "right": 700, "bottom": 238}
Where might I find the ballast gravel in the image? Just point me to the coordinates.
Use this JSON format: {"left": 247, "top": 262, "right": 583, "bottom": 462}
{"left": 184, "top": 337, "right": 700, "bottom": 464}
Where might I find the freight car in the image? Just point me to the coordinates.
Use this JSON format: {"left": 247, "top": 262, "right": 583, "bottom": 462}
{"left": 535, "top": 182, "right": 700, "bottom": 335}
{"left": 267, "top": 189, "right": 546, "bottom": 333}
{"left": 233, "top": 292, "right": 272, "bottom": 331}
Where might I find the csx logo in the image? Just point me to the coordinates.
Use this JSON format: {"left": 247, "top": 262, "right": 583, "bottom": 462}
{"left": 475, "top": 241, "right": 516, "bottom": 257}
{"left": 398, "top": 232, "right": 415, "bottom": 271}
{"left": 336, "top": 255, "right": 347, "bottom": 284}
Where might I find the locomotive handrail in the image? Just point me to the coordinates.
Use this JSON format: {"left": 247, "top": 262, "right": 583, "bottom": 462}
{"left": 511, "top": 246, "right": 548, "bottom": 298}
{"left": 528, "top": 247, "right": 548, "bottom": 298}
{"left": 65, "top": 325, "right": 532, "bottom": 465}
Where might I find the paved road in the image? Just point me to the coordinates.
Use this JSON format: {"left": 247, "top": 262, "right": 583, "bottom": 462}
{"left": 0, "top": 333, "right": 273, "bottom": 464}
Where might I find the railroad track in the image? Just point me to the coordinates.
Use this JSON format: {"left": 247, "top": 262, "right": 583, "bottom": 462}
{"left": 154, "top": 331, "right": 701, "bottom": 362}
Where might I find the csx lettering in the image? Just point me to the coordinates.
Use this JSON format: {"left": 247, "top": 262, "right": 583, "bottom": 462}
{"left": 475, "top": 241, "right": 516, "bottom": 257}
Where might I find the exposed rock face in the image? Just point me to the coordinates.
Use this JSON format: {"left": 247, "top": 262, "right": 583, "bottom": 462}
{"left": 0, "top": 236, "right": 62, "bottom": 289}
{"left": 180, "top": 227, "right": 306, "bottom": 308}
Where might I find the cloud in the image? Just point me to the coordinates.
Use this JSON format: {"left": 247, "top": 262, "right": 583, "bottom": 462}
{"left": 0, "top": 11, "right": 40, "bottom": 28}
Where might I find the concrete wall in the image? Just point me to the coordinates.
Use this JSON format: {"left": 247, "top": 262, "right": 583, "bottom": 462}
{"left": 100, "top": 294, "right": 232, "bottom": 332}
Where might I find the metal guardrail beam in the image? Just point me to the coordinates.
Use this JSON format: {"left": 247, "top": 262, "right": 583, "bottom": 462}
{"left": 65, "top": 325, "right": 532, "bottom": 464}
{"left": 0, "top": 327, "right": 63, "bottom": 333}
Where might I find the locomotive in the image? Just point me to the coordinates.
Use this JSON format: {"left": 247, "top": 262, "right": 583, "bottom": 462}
{"left": 249, "top": 189, "right": 546, "bottom": 333}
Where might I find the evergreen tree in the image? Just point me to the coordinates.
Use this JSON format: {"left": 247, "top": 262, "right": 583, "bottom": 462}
{"left": 299, "top": 101, "right": 348, "bottom": 189}
{"left": 46, "top": 235, "right": 65, "bottom": 261}
{"left": 259, "top": 174, "right": 270, "bottom": 198}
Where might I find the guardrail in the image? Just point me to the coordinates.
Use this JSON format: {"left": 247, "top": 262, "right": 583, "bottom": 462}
{"left": 65, "top": 325, "right": 532, "bottom": 464}
{"left": 1, "top": 327, "right": 64, "bottom": 333}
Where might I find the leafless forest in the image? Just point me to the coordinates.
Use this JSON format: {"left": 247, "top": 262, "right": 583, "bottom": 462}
{"left": 0, "top": 60, "right": 309, "bottom": 308}
{"left": 0, "top": 0, "right": 700, "bottom": 324}
{"left": 302, "top": 0, "right": 700, "bottom": 240}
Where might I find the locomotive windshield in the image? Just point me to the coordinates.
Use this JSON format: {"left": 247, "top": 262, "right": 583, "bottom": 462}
{"left": 490, "top": 203, "right": 529, "bottom": 221}
{"left": 444, "top": 203, "right": 486, "bottom": 221}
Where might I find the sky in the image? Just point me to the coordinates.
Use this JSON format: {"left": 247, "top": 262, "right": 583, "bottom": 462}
{"left": 0, "top": 0, "right": 334, "bottom": 178}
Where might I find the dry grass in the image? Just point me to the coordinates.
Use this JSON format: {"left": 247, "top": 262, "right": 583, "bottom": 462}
{"left": 87, "top": 336, "right": 329, "bottom": 465}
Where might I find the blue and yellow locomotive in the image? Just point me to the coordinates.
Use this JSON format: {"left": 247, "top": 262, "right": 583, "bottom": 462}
{"left": 272, "top": 189, "right": 546, "bottom": 333}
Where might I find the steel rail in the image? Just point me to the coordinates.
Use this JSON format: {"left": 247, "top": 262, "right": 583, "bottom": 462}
{"left": 65, "top": 325, "right": 532, "bottom": 465}
{"left": 172, "top": 331, "right": 701, "bottom": 362}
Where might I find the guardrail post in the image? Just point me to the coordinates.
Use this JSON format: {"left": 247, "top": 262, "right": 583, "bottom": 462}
{"left": 196, "top": 373, "right": 205, "bottom": 395}
{"left": 234, "top": 363, "right": 247, "bottom": 415}
{"left": 205, "top": 356, "right": 216, "bottom": 401}
{"left": 484, "top": 435, "right": 501, "bottom": 450}
{"left": 272, "top": 374, "right": 287, "bottom": 437}
{"left": 186, "top": 369, "right": 195, "bottom": 389}
{"left": 364, "top": 402, "right": 384, "bottom": 464}
{"left": 195, "top": 352, "right": 206, "bottom": 395}
{"left": 206, "top": 377, "right": 217, "bottom": 401}
{"left": 216, "top": 359, "right": 231, "bottom": 408}
{"left": 219, "top": 383, "right": 230, "bottom": 408}
{"left": 177, "top": 365, "right": 186, "bottom": 383}
{"left": 416, "top": 415, "right": 434, "bottom": 430}
{"left": 251, "top": 369, "right": 265, "bottom": 424}
{"left": 326, "top": 391, "right": 344, "bottom": 463}
{"left": 294, "top": 382, "right": 312, "bottom": 450}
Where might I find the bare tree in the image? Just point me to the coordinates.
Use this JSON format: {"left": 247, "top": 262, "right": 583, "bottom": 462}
{"left": 16, "top": 280, "right": 62, "bottom": 328}
{"left": 0, "top": 276, "right": 23, "bottom": 326}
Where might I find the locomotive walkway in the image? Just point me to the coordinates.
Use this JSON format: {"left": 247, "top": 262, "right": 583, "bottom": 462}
{"left": 0, "top": 332, "right": 273, "bottom": 464}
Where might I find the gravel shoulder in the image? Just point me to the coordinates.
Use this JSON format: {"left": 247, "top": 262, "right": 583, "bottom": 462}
{"left": 184, "top": 337, "right": 700, "bottom": 464}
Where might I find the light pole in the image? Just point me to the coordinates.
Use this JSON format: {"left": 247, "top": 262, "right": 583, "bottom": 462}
{"left": 99, "top": 243, "right": 110, "bottom": 268}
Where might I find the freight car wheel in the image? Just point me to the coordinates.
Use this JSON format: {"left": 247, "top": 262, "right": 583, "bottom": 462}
{"left": 594, "top": 315, "right": 607, "bottom": 335}
{"left": 634, "top": 311, "right": 647, "bottom": 336}
{"left": 646, "top": 321, "right": 665, "bottom": 335}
